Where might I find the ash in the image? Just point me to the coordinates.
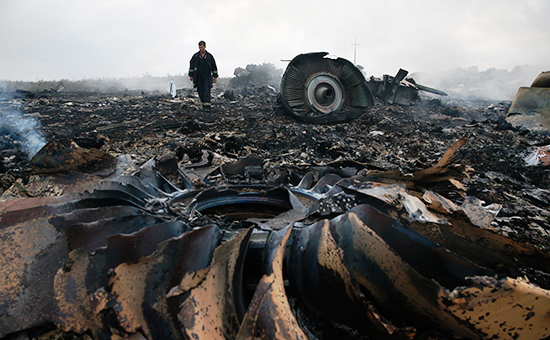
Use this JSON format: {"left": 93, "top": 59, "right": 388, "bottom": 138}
{"left": 2, "top": 83, "right": 550, "bottom": 340}
{"left": 2, "top": 86, "right": 548, "bottom": 249}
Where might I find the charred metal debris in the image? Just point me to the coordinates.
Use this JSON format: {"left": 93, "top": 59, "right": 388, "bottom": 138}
{"left": 507, "top": 71, "right": 550, "bottom": 134}
{"left": 2, "top": 55, "right": 550, "bottom": 340}
{"left": 279, "top": 52, "right": 374, "bottom": 124}
{"left": 367, "top": 68, "right": 448, "bottom": 106}
{"left": 1, "top": 135, "right": 550, "bottom": 340}
{"left": 278, "top": 53, "right": 447, "bottom": 124}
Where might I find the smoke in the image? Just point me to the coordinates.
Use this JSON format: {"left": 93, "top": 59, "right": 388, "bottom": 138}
{"left": 411, "top": 65, "right": 545, "bottom": 101}
{"left": 0, "top": 106, "right": 47, "bottom": 159}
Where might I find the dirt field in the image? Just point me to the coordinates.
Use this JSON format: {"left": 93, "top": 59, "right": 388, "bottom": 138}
{"left": 1, "top": 85, "right": 550, "bottom": 339}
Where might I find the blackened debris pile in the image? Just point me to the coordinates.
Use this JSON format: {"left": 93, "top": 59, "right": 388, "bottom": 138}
{"left": 367, "top": 68, "right": 447, "bottom": 106}
{"left": 1, "top": 73, "right": 550, "bottom": 340}
{"left": 2, "top": 140, "right": 550, "bottom": 340}
{"left": 227, "top": 63, "right": 282, "bottom": 90}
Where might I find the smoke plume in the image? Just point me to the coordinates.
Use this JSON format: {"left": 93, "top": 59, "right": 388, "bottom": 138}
{"left": 411, "top": 65, "right": 544, "bottom": 101}
{"left": 0, "top": 107, "right": 47, "bottom": 159}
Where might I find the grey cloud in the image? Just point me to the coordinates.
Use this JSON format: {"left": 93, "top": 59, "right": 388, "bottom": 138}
{"left": 0, "top": 0, "right": 548, "bottom": 85}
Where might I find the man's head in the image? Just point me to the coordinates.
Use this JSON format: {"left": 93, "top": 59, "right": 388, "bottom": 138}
{"left": 198, "top": 41, "right": 206, "bottom": 53}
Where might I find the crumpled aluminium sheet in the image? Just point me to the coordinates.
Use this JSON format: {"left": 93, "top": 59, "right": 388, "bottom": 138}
{"left": 2, "top": 147, "right": 550, "bottom": 339}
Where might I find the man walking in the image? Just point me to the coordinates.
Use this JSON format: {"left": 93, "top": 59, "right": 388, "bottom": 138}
{"left": 189, "top": 41, "right": 218, "bottom": 111}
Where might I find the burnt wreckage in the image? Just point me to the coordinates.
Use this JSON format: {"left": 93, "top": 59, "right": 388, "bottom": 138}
{"left": 278, "top": 52, "right": 447, "bottom": 124}
{"left": 2, "top": 140, "right": 550, "bottom": 340}
{"left": 1, "top": 54, "right": 550, "bottom": 340}
{"left": 279, "top": 52, "right": 374, "bottom": 124}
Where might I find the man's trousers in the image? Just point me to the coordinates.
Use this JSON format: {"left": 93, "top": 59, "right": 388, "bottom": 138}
{"left": 195, "top": 77, "right": 212, "bottom": 108}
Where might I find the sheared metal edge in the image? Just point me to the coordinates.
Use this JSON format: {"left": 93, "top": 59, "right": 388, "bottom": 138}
{"left": 138, "top": 157, "right": 181, "bottom": 194}
{"left": 331, "top": 211, "right": 482, "bottom": 339}
{"left": 179, "top": 166, "right": 218, "bottom": 188}
{"left": 308, "top": 173, "right": 342, "bottom": 195}
{"left": 53, "top": 221, "right": 192, "bottom": 339}
{"left": 352, "top": 183, "right": 448, "bottom": 224}
{"left": 439, "top": 216, "right": 550, "bottom": 277}
{"left": 449, "top": 178, "right": 466, "bottom": 191}
{"left": 422, "top": 191, "right": 459, "bottom": 214}
{"left": 333, "top": 209, "right": 550, "bottom": 338}
{"left": 385, "top": 68, "right": 409, "bottom": 105}
{"left": 0, "top": 204, "right": 156, "bottom": 337}
{"left": 104, "top": 220, "right": 189, "bottom": 263}
{"left": 166, "top": 186, "right": 201, "bottom": 207}
{"left": 290, "top": 172, "right": 347, "bottom": 209}
{"left": 247, "top": 189, "right": 308, "bottom": 231}
{"left": 344, "top": 204, "right": 495, "bottom": 289}
{"left": 344, "top": 180, "right": 550, "bottom": 276}
{"left": 221, "top": 155, "right": 263, "bottom": 176}
{"left": 0, "top": 217, "right": 67, "bottom": 337}
{"left": 51, "top": 205, "right": 146, "bottom": 228}
{"left": 400, "top": 191, "right": 449, "bottom": 224}
{"left": 296, "top": 171, "right": 316, "bottom": 190}
{"left": 53, "top": 248, "right": 108, "bottom": 338}
{"left": 351, "top": 183, "right": 407, "bottom": 207}
{"left": 460, "top": 196, "right": 501, "bottom": 229}
{"left": 65, "top": 213, "right": 166, "bottom": 252}
{"left": 365, "top": 138, "right": 468, "bottom": 182}
{"left": 111, "top": 175, "right": 168, "bottom": 197}
{"left": 178, "top": 227, "right": 253, "bottom": 340}
{"left": 445, "top": 276, "right": 550, "bottom": 339}
{"left": 414, "top": 138, "right": 468, "bottom": 179}
{"left": 0, "top": 195, "right": 73, "bottom": 215}
{"left": 289, "top": 219, "right": 404, "bottom": 338}
{"left": 236, "top": 225, "right": 308, "bottom": 340}
{"left": 341, "top": 184, "right": 550, "bottom": 277}
{"left": 107, "top": 225, "right": 221, "bottom": 340}
{"left": 178, "top": 150, "right": 226, "bottom": 186}
{"left": 0, "top": 181, "right": 153, "bottom": 220}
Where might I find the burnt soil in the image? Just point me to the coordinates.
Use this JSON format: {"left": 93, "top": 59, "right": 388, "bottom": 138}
{"left": 2, "top": 86, "right": 550, "bottom": 339}
{"left": 2, "top": 87, "right": 549, "bottom": 249}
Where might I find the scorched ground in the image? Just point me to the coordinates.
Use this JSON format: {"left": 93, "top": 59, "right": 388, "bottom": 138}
{"left": 1, "top": 85, "right": 550, "bottom": 340}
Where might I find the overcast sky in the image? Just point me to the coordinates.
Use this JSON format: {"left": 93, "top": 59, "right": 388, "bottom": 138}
{"left": 1, "top": 0, "right": 549, "bottom": 82}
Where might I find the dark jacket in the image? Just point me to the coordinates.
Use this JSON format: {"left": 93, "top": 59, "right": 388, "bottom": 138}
{"left": 189, "top": 51, "right": 218, "bottom": 82}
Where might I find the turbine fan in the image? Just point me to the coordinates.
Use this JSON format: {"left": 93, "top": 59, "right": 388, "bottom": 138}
{"left": 280, "top": 52, "right": 374, "bottom": 123}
